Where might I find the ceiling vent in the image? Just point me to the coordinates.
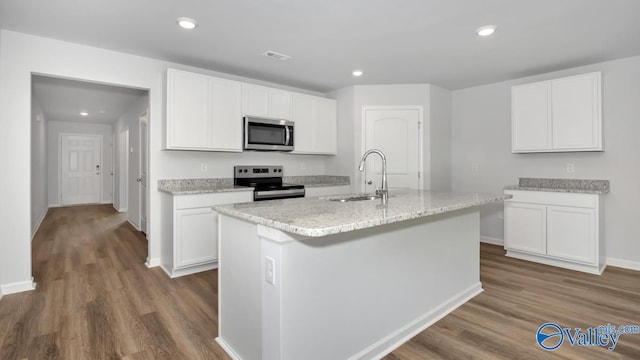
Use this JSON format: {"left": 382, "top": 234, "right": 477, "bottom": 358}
{"left": 262, "top": 51, "right": 292, "bottom": 61}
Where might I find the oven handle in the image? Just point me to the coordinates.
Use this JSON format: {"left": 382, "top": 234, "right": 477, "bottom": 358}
{"left": 255, "top": 188, "right": 305, "bottom": 199}
{"left": 285, "top": 125, "right": 291, "bottom": 146}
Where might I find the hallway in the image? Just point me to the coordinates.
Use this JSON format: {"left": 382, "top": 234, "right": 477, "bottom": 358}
{"left": 0, "top": 205, "right": 230, "bottom": 359}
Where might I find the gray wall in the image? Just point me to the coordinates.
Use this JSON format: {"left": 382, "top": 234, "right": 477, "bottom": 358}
{"left": 451, "top": 55, "right": 640, "bottom": 266}
{"left": 429, "top": 85, "right": 452, "bottom": 191}
{"left": 30, "top": 98, "right": 48, "bottom": 237}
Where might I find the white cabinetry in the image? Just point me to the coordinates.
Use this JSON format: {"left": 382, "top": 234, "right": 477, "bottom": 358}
{"left": 304, "top": 185, "right": 351, "bottom": 197}
{"left": 161, "top": 191, "right": 253, "bottom": 277}
{"left": 512, "top": 72, "right": 601, "bottom": 153}
{"left": 242, "top": 84, "right": 292, "bottom": 119}
{"left": 504, "top": 190, "right": 604, "bottom": 274}
{"left": 291, "top": 94, "right": 337, "bottom": 155}
{"left": 166, "top": 69, "right": 243, "bottom": 151}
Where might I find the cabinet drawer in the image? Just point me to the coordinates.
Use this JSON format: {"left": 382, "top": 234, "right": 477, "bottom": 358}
{"left": 505, "top": 190, "right": 597, "bottom": 208}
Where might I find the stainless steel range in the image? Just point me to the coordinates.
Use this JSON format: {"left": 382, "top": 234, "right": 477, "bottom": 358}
{"left": 234, "top": 166, "right": 305, "bottom": 201}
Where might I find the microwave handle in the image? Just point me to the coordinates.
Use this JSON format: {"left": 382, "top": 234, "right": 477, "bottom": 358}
{"left": 285, "top": 125, "right": 291, "bottom": 146}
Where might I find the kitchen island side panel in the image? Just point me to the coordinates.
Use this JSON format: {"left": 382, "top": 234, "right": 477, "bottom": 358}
{"left": 216, "top": 215, "right": 262, "bottom": 360}
{"left": 276, "top": 207, "right": 481, "bottom": 360}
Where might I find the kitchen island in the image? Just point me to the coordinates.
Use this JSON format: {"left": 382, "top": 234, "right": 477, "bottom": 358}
{"left": 214, "top": 190, "right": 510, "bottom": 360}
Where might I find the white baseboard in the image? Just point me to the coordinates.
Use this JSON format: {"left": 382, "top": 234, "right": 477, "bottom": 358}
{"left": 480, "top": 236, "right": 504, "bottom": 246}
{"left": 215, "top": 337, "right": 242, "bottom": 360}
{"left": 146, "top": 257, "right": 161, "bottom": 268}
{"left": 127, "top": 217, "right": 140, "bottom": 231}
{"left": 1, "top": 279, "right": 36, "bottom": 295}
{"left": 112, "top": 204, "right": 127, "bottom": 212}
{"left": 48, "top": 203, "right": 61, "bottom": 208}
{"left": 607, "top": 257, "right": 640, "bottom": 272}
{"left": 31, "top": 207, "right": 49, "bottom": 241}
{"left": 99, "top": 200, "right": 112, "bottom": 205}
{"left": 351, "top": 283, "right": 483, "bottom": 360}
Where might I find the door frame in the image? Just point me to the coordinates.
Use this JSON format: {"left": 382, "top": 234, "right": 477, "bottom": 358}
{"left": 58, "top": 133, "right": 104, "bottom": 206}
{"left": 360, "top": 105, "right": 425, "bottom": 192}
{"left": 138, "top": 110, "right": 149, "bottom": 235}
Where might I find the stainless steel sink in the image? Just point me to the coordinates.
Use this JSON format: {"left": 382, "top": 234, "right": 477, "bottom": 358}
{"left": 329, "top": 195, "right": 381, "bottom": 202}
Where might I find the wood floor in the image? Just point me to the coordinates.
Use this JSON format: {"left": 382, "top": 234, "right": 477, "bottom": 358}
{"left": 0, "top": 205, "right": 639, "bottom": 359}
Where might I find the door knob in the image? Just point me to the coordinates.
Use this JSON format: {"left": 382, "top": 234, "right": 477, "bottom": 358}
{"left": 136, "top": 177, "right": 143, "bottom": 182}
{"left": 367, "top": 180, "right": 373, "bottom": 185}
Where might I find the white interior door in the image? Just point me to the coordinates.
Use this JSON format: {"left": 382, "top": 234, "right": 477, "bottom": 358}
{"left": 60, "top": 134, "right": 102, "bottom": 205}
{"left": 362, "top": 107, "right": 422, "bottom": 192}
{"left": 139, "top": 111, "right": 148, "bottom": 234}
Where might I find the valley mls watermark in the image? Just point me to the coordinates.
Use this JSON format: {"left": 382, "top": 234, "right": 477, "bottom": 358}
{"left": 536, "top": 322, "right": 640, "bottom": 351}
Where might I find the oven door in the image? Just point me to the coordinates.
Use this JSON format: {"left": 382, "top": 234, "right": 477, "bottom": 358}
{"left": 244, "top": 116, "right": 294, "bottom": 151}
{"left": 254, "top": 188, "right": 305, "bottom": 201}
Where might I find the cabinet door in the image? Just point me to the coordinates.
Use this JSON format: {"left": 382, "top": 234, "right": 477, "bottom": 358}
{"left": 547, "top": 206, "right": 596, "bottom": 264}
{"left": 210, "top": 78, "right": 243, "bottom": 151}
{"left": 292, "top": 93, "right": 317, "bottom": 153}
{"left": 175, "top": 207, "right": 218, "bottom": 268}
{"left": 552, "top": 73, "right": 601, "bottom": 151}
{"left": 504, "top": 202, "right": 547, "bottom": 255}
{"left": 167, "top": 69, "right": 210, "bottom": 149}
{"left": 316, "top": 98, "right": 337, "bottom": 154}
{"left": 269, "top": 89, "right": 293, "bottom": 119}
{"left": 243, "top": 85, "right": 270, "bottom": 117}
{"left": 511, "top": 82, "right": 552, "bottom": 152}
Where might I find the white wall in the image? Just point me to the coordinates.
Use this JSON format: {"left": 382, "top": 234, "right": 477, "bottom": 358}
{"left": 451, "top": 55, "right": 640, "bottom": 267}
{"left": 326, "top": 87, "right": 356, "bottom": 191}
{"left": 0, "top": 29, "right": 330, "bottom": 291}
{"left": 327, "top": 84, "right": 453, "bottom": 192}
{"left": 429, "top": 85, "right": 452, "bottom": 191}
{"left": 47, "top": 121, "right": 114, "bottom": 206}
{"left": 31, "top": 98, "right": 48, "bottom": 237}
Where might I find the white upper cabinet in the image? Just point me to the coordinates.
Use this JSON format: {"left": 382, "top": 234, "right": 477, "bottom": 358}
{"left": 166, "top": 68, "right": 243, "bottom": 152}
{"left": 242, "top": 84, "right": 293, "bottom": 119}
{"left": 291, "top": 93, "right": 337, "bottom": 155}
{"left": 512, "top": 72, "right": 602, "bottom": 153}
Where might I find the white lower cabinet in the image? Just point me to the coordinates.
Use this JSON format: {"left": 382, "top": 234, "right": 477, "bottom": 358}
{"left": 161, "top": 191, "right": 253, "bottom": 277}
{"left": 504, "top": 190, "right": 604, "bottom": 274}
{"left": 504, "top": 202, "right": 547, "bottom": 255}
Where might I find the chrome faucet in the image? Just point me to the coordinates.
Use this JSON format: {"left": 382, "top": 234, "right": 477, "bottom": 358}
{"left": 359, "top": 149, "right": 388, "bottom": 205}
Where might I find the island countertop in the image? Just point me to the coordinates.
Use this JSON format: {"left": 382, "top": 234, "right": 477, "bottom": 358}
{"left": 214, "top": 190, "right": 511, "bottom": 237}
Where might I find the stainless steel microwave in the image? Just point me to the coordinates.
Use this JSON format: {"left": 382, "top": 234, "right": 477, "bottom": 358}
{"left": 244, "top": 116, "right": 294, "bottom": 151}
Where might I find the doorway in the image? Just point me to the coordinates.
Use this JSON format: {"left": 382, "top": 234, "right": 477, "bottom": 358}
{"left": 361, "top": 106, "right": 424, "bottom": 192}
{"left": 138, "top": 111, "right": 148, "bottom": 234}
{"left": 31, "top": 74, "right": 149, "bottom": 263}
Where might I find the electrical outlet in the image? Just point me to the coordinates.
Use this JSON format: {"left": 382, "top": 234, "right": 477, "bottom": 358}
{"left": 566, "top": 163, "right": 575, "bottom": 173}
{"left": 265, "top": 257, "right": 275, "bottom": 285}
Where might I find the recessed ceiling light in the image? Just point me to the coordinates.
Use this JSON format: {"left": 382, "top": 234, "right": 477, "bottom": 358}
{"left": 352, "top": 70, "right": 364, "bottom": 77}
{"left": 476, "top": 25, "right": 496, "bottom": 37}
{"left": 80, "top": 111, "right": 88, "bottom": 116}
{"left": 177, "top": 17, "right": 198, "bottom": 30}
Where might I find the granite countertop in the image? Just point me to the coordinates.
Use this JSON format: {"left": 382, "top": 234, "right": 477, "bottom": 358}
{"left": 504, "top": 177, "right": 610, "bottom": 194}
{"left": 158, "top": 179, "right": 252, "bottom": 195}
{"left": 158, "top": 175, "right": 350, "bottom": 195}
{"left": 214, "top": 190, "right": 511, "bottom": 237}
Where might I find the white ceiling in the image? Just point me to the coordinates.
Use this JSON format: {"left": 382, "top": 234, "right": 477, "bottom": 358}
{"left": 3, "top": 0, "right": 640, "bottom": 93}
{"left": 32, "top": 76, "right": 147, "bottom": 124}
